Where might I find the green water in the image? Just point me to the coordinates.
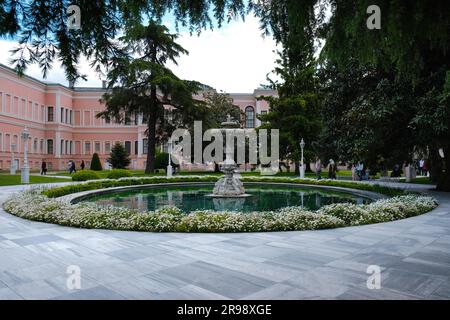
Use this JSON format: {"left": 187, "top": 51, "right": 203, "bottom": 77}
{"left": 83, "top": 185, "right": 371, "bottom": 213}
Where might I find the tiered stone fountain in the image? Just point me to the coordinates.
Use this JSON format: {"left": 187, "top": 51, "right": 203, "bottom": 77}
{"left": 209, "top": 115, "right": 251, "bottom": 198}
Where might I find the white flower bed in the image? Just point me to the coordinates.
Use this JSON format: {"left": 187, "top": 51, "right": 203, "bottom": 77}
{"left": 3, "top": 189, "right": 438, "bottom": 233}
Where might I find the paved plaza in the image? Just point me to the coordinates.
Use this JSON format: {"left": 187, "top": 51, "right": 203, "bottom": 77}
{"left": 0, "top": 182, "right": 449, "bottom": 300}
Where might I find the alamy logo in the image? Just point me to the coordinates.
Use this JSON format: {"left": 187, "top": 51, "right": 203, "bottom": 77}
{"left": 366, "top": 5, "right": 381, "bottom": 30}
{"left": 67, "top": 5, "right": 81, "bottom": 30}
{"left": 66, "top": 265, "right": 81, "bottom": 290}
{"left": 170, "top": 121, "right": 280, "bottom": 175}
{"left": 366, "top": 265, "right": 381, "bottom": 289}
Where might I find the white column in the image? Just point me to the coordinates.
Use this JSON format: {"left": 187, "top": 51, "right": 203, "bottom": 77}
{"left": 55, "top": 131, "right": 61, "bottom": 158}
{"left": 1, "top": 93, "right": 5, "bottom": 113}
{"left": 138, "top": 132, "right": 143, "bottom": 156}
{"left": 255, "top": 100, "right": 261, "bottom": 127}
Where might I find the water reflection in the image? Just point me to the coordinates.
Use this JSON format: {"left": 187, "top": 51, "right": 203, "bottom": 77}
{"left": 86, "top": 186, "right": 372, "bottom": 214}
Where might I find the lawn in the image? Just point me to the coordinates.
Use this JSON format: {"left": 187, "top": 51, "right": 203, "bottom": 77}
{"left": 0, "top": 174, "right": 69, "bottom": 186}
{"left": 49, "top": 169, "right": 353, "bottom": 179}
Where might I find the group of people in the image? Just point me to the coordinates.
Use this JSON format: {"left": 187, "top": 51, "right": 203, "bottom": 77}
{"left": 352, "top": 162, "right": 370, "bottom": 181}
{"left": 40, "top": 159, "right": 86, "bottom": 175}
{"left": 68, "top": 160, "right": 85, "bottom": 174}
{"left": 314, "top": 157, "right": 338, "bottom": 180}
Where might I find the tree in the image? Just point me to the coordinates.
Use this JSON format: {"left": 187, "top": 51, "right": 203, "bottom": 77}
{"left": 203, "top": 91, "right": 242, "bottom": 128}
{"left": 255, "top": 0, "right": 450, "bottom": 190}
{"left": 2, "top": 0, "right": 248, "bottom": 82}
{"left": 90, "top": 153, "right": 103, "bottom": 171}
{"left": 256, "top": 0, "right": 322, "bottom": 174}
{"left": 109, "top": 142, "right": 131, "bottom": 169}
{"left": 98, "top": 22, "right": 207, "bottom": 174}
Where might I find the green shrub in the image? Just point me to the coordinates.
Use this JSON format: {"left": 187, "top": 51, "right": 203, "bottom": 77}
{"left": 90, "top": 153, "right": 103, "bottom": 171}
{"left": 109, "top": 143, "right": 130, "bottom": 169}
{"left": 154, "top": 152, "right": 178, "bottom": 170}
{"left": 71, "top": 170, "right": 100, "bottom": 181}
{"left": 106, "top": 169, "right": 132, "bottom": 179}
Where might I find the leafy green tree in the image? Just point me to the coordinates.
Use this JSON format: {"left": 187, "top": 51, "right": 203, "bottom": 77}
{"left": 203, "top": 91, "right": 242, "bottom": 128}
{"left": 108, "top": 142, "right": 131, "bottom": 169}
{"left": 90, "top": 153, "right": 103, "bottom": 171}
{"left": 98, "top": 22, "right": 207, "bottom": 173}
{"left": 2, "top": 0, "right": 248, "bottom": 82}
{"left": 257, "top": 0, "right": 322, "bottom": 174}
{"left": 255, "top": 0, "right": 450, "bottom": 189}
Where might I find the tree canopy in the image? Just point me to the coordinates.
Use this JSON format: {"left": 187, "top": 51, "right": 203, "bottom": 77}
{"left": 98, "top": 21, "right": 207, "bottom": 173}
{"left": 1, "top": 0, "right": 249, "bottom": 82}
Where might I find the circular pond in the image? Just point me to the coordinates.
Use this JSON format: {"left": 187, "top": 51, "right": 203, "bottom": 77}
{"left": 81, "top": 185, "right": 372, "bottom": 213}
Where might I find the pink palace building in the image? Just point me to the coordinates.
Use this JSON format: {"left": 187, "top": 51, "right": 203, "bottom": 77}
{"left": 0, "top": 63, "right": 277, "bottom": 171}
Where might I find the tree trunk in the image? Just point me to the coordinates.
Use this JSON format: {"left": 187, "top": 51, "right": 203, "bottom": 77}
{"left": 145, "top": 109, "right": 157, "bottom": 174}
{"left": 145, "top": 44, "right": 158, "bottom": 175}
{"left": 436, "top": 146, "right": 450, "bottom": 191}
{"left": 145, "top": 81, "right": 158, "bottom": 174}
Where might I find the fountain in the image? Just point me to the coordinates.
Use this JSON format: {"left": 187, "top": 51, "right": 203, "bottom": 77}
{"left": 208, "top": 115, "right": 251, "bottom": 198}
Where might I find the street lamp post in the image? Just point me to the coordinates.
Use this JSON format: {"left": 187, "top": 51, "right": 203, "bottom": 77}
{"left": 300, "top": 138, "right": 305, "bottom": 179}
{"left": 167, "top": 137, "right": 173, "bottom": 177}
{"left": 10, "top": 143, "right": 16, "bottom": 175}
{"left": 21, "top": 127, "right": 30, "bottom": 184}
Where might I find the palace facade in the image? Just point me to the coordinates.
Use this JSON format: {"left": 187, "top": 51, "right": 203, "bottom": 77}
{"left": 0, "top": 64, "right": 277, "bottom": 171}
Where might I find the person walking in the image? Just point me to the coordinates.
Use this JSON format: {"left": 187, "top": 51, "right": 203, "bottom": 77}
{"left": 69, "top": 161, "right": 76, "bottom": 174}
{"left": 351, "top": 163, "right": 357, "bottom": 181}
{"left": 419, "top": 159, "right": 425, "bottom": 176}
{"left": 315, "top": 156, "right": 322, "bottom": 180}
{"left": 80, "top": 160, "right": 85, "bottom": 170}
{"left": 358, "top": 162, "right": 365, "bottom": 180}
{"left": 328, "top": 159, "right": 337, "bottom": 179}
{"left": 41, "top": 160, "right": 47, "bottom": 175}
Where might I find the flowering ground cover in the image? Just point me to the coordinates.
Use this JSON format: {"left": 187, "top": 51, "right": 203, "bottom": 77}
{"left": 2, "top": 176, "right": 438, "bottom": 233}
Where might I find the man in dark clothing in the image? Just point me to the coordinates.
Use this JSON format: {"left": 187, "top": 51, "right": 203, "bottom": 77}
{"left": 41, "top": 160, "right": 47, "bottom": 175}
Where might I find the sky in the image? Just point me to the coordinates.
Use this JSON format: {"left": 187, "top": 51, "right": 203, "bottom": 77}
{"left": 0, "top": 14, "right": 279, "bottom": 93}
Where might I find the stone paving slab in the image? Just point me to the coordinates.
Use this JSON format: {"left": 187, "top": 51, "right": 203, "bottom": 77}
{"left": 0, "top": 182, "right": 449, "bottom": 299}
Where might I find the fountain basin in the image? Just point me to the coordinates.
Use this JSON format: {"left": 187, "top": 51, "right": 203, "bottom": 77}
{"left": 75, "top": 183, "right": 374, "bottom": 213}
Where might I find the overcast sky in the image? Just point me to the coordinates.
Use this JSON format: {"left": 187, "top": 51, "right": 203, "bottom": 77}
{"left": 0, "top": 15, "right": 279, "bottom": 93}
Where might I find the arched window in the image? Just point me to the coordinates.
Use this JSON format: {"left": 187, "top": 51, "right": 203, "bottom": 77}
{"left": 245, "top": 106, "right": 255, "bottom": 128}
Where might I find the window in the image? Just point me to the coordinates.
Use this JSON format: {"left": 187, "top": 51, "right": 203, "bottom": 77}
{"left": 261, "top": 110, "right": 268, "bottom": 116}
{"left": 40, "top": 139, "right": 44, "bottom": 153}
{"left": 70, "top": 110, "right": 73, "bottom": 124}
{"left": 105, "top": 142, "right": 111, "bottom": 153}
{"left": 125, "top": 141, "right": 131, "bottom": 154}
{"left": 47, "top": 107, "right": 54, "bottom": 122}
{"left": 33, "top": 138, "right": 38, "bottom": 153}
{"left": 85, "top": 141, "right": 91, "bottom": 154}
{"left": 135, "top": 141, "right": 138, "bottom": 155}
{"left": 95, "top": 142, "right": 101, "bottom": 153}
{"left": 143, "top": 139, "right": 148, "bottom": 154}
{"left": 245, "top": 106, "right": 255, "bottom": 128}
{"left": 47, "top": 139, "right": 54, "bottom": 154}
{"left": 134, "top": 113, "right": 139, "bottom": 125}
{"left": 61, "top": 140, "right": 65, "bottom": 155}
{"left": 61, "top": 108, "right": 64, "bottom": 123}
